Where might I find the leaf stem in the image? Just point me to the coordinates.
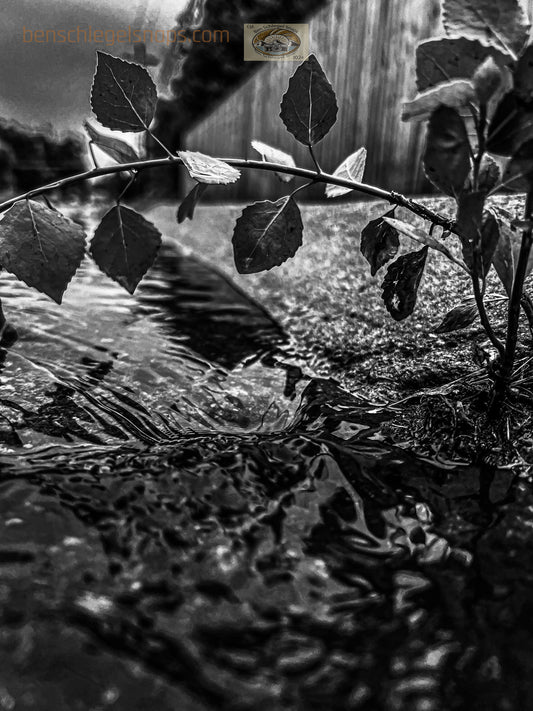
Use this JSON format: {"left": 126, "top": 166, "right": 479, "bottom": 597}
{"left": 309, "top": 145, "right": 322, "bottom": 174}
{"left": 0, "top": 156, "right": 457, "bottom": 234}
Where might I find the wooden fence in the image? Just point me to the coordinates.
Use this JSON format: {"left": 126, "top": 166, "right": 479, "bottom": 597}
{"left": 184, "top": 0, "right": 445, "bottom": 200}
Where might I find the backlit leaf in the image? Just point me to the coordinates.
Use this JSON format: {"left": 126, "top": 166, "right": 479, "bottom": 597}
{"left": 490, "top": 206, "right": 533, "bottom": 294}
{"left": 90, "top": 205, "right": 162, "bottom": 293}
{"left": 326, "top": 147, "right": 367, "bottom": 197}
{"left": 232, "top": 197, "right": 303, "bottom": 274}
{"left": 381, "top": 247, "right": 428, "bottom": 321}
{"left": 84, "top": 120, "right": 140, "bottom": 164}
{"left": 476, "top": 154, "right": 501, "bottom": 193}
{"left": 178, "top": 151, "right": 240, "bottom": 185}
{"left": 177, "top": 183, "right": 208, "bottom": 223}
{"left": 473, "top": 56, "right": 503, "bottom": 102}
{"left": 384, "top": 217, "right": 463, "bottom": 267}
{"left": 360, "top": 209, "right": 399, "bottom": 276}
{"left": 280, "top": 54, "right": 338, "bottom": 145}
{"left": 442, "top": 0, "right": 530, "bottom": 56}
{"left": 435, "top": 302, "right": 478, "bottom": 332}
{"left": 423, "top": 106, "right": 471, "bottom": 196}
{"left": 91, "top": 52, "right": 157, "bottom": 132}
{"left": 487, "top": 90, "right": 533, "bottom": 155}
{"left": 514, "top": 43, "right": 533, "bottom": 101}
{"left": 416, "top": 37, "right": 510, "bottom": 91}
{"left": 251, "top": 140, "right": 296, "bottom": 183}
{"left": 402, "top": 80, "right": 476, "bottom": 122}
{"left": 0, "top": 200, "right": 85, "bottom": 304}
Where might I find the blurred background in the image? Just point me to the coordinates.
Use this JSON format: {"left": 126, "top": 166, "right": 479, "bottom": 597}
{"left": 3, "top": 0, "right": 530, "bottom": 202}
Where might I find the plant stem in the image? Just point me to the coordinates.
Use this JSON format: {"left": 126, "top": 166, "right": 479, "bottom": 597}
{"left": 0, "top": 156, "right": 457, "bottom": 235}
{"left": 491, "top": 188, "right": 533, "bottom": 413}
{"left": 471, "top": 271, "right": 504, "bottom": 356}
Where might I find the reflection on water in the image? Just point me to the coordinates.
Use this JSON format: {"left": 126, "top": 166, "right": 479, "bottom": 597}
{"left": 0, "top": 235, "right": 531, "bottom": 710}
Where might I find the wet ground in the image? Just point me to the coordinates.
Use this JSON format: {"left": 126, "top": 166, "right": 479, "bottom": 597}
{"left": 1, "top": 199, "right": 532, "bottom": 710}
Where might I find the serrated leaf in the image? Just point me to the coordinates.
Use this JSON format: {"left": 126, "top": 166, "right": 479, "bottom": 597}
{"left": 325, "top": 147, "right": 367, "bottom": 197}
{"left": 473, "top": 56, "right": 503, "bottom": 102}
{"left": 514, "top": 43, "right": 533, "bottom": 101}
{"left": 232, "top": 197, "right": 303, "bottom": 274}
{"left": 442, "top": 0, "right": 530, "bottom": 56}
{"left": 251, "top": 140, "right": 296, "bottom": 183}
{"left": 402, "top": 80, "right": 476, "bottom": 122}
{"left": 178, "top": 151, "right": 240, "bottom": 185}
{"left": 384, "top": 217, "right": 466, "bottom": 270}
{"left": 423, "top": 106, "right": 471, "bottom": 196}
{"left": 381, "top": 247, "right": 428, "bottom": 321}
{"left": 435, "top": 302, "right": 479, "bottom": 332}
{"left": 490, "top": 206, "right": 533, "bottom": 294}
{"left": 501, "top": 138, "right": 533, "bottom": 190}
{"left": 90, "top": 205, "right": 161, "bottom": 293}
{"left": 456, "top": 191, "right": 485, "bottom": 268}
{"left": 0, "top": 200, "right": 85, "bottom": 304}
{"left": 91, "top": 51, "right": 157, "bottom": 132}
{"left": 280, "top": 54, "right": 338, "bottom": 146}
{"left": 177, "top": 183, "right": 208, "bottom": 223}
{"left": 486, "top": 90, "right": 533, "bottom": 155}
{"left": 360, "top": 209, "right": 399, "bottom": 276}
{"left": 416, "top": 37, "right": 510, "bottom": 91}
{"left": 84, "top": 120, "right": 140, "bottom": 164}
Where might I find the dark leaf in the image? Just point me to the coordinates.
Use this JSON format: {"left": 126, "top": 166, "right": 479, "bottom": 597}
{"left": 381, "top": 247, "right": 429, "bottom": 321}
{"left": 423, "top": 106, "right": 471, "bottom": 196}
{"left": 91, "top": 51, "right": 157, "bottom": 132}
{"left": 473, "top": 56, "right": 503, "bottom": 103}
{"left": 251, "top": 140, "right": 295, "bottom": 183}
{"left": 280, "top": 54, "right": 338, "bottom": 145}
{"left": 402, "top": 80, "right": 476, "bottom": 122}
{"left": 326, "top": 147, "right": 367, "bottom": 197}
{"left": 84, "top": 120, "right": 140, "bottom": 164}
{"left": 435, "top": 302, "right": 479, "bottom": 332}
{"left": 490, "top": 205, "right": 533, "bottom": 294}
{"left": 232, "top": 197, "right": 303, "bottom": 274}
{"left": 90, "top": 205, "right": 162, "bottom": 293}
{"left": 416, "top": 37, "right": 510, "bottom": 92}
{"left": 0, "top": 200, "right": 86, "bottom": 304}
{"left": 476, "top": 154, "right": 501, "bottom": 193}
{"left": 480, "top": 210, "right": 501, "bottom": 276}
{"left": 177, "top": 183, "right": 208, "bottom": 223}
{"left": 456, "top": 191, "right": 485, "bottom": 268}
{"left": 514, "top": 43, "right": 533, "bottom": 101}
{"left": 179, "top": 151, "right": 240, "bottom": 184}
{"left": 360, "top": 209, "right": 400, "bottom": 276}
{"left": 487, "top": 90, "right": 533, "bottom": 155}
{"left": 501, "top": 138, "right": 533, "bottom": 190}
{"left": 442, "top": 0, "right": 530, "bottom": 56}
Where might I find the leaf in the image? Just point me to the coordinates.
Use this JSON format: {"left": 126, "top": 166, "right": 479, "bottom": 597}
{"left": 325, "top": 147, "right": 367, "bottom": 197}
{"left": 501, "top": 138, "right": 533, "bottom": 190}
{"left": 473, "top": 56, "right": 503, "bottom": 102}
{"left": 360, "top": 209, "right": 399, "bottom": 276}
{"left": 177, "top": 183, "right": 208, "bottom": 224}
{"left": 442, "top": 0, "right": 530, "bottom": 56}
{"left": 402, "top": 80, "right": 476, "bottom": 122}
{"left": 280, "top": 54, "right": 338, "bottom": 146}
{"left": 416, "top": 37, "right": 510, "bottom": 92}
{"left": 232, "top": 197, "right": 303, "bottom": 274}
{"left": 251, "top": 140, "right": 296, "bottom": 183}
{"left": 84, "top": 120, "right": 140, "bottom": 164}
{"left": 0, "top": 200, "right": 85, "bottom": 304}
{"left": 90, "top": 205, "right": 162, "bottom": 293}
{"left": 456, "top": 191, "right": 485, "bottom": 268}
{"left": 435, "top": 302, "right": 479, "bottom": 332}
{"left": 381, "top": 247, "right": 428, "bottom": 321}
{"left": 178, "top": 151, "right": 240, "bottom": 185}
{"left": 490, "top": 206, "right": 533, "bottom": 294}
{"left": 480, "top": 210, "right": 501, "bottom": 276}
{"left": 91, "top": 51, "right": 157, "bottom": 132}
{"left": 423, "top": 106, "right": 471, "bottom": 196}
{"left": 476, "top": 154, "right": 501, "bottom": 193}
{"left": 514, "top": 43, "right": 533, "bottom": 101}
{"left": 384, "top": 216, "right": 465, "bottom": 269}
{"left": 486, "top": 90, "right": 533, "bottom": 155}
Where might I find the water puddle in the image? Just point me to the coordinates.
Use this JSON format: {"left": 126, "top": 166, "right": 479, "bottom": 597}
{"left": 0, "top": 225, "right": 531, "bottom": 710}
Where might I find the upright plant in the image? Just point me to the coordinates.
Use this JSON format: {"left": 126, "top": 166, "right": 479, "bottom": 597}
{"left": 1, "top": 0, "right": 533, "bottom": 416}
